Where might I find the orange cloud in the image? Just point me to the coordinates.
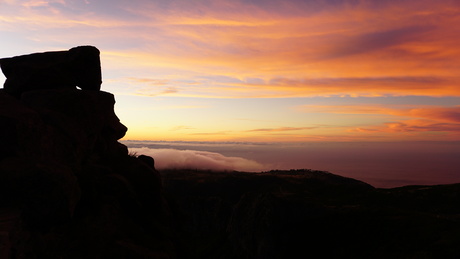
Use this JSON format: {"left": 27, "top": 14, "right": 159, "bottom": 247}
{"left": 299, "top": 104, "right": 460, "bottom": 138}
{"left": 299, "top": 104, "right": 460, "bottom": 122}
{"left": 104, "top": 0, "right": 460, "bottom": 98}
{"left": 245, "top": 127, "right": 317, "bottom": 132}
{"left": 2, "top": 0, "right": 460, "bottom": 99}
{"left": 352, "top": 119, "right": 460, "bottom": 134}
{"left": 127, "top": 78, "right": 170, "bottom": 86}
{"left": 407, "top": 107, "right": 460, "bottom": 123}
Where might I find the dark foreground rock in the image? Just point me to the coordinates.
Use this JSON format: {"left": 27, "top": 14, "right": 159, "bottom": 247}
{"left": 161, "top": 169, "right": 460, "bottom": 259}
{"left": 0, "top": 89, "right": 175, "bottom": 258}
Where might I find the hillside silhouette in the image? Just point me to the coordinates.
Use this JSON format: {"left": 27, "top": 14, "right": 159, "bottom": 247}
{"left": 1, "top": 47, "right": 460, "bottom": 258}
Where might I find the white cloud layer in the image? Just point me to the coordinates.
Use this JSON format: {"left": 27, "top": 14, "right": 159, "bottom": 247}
{"left": 129, "top": 147, "right": 266, "bottom": 172}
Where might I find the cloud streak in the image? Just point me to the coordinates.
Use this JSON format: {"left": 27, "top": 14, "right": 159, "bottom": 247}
{"left": 298, "top": 104, "right": 460, "bottom": 122}
{"left": 246, "top": 127, "right": 316, "bottom": 132}
{"left": 298, "top": 104, "right": 460, "bottom": 137}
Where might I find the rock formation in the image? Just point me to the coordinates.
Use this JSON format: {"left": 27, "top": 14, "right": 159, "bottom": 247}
{"left": 0, "top": 46, "right": 101, "bottom": 97}
{"left": 0, "top": 48, "right": 175, "bottom": 258}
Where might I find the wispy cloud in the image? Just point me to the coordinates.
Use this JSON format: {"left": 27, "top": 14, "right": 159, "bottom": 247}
{"left": 171, "top": 125, "right": 195, "bottom": 131}
{"left": 189, "top": 131, "right": 231, "bottom": 136}
{"left": 128, "top": 78, "right": 170, "bottom": 86}
{"left": 135, "top": 86, "right": 179, "bottom": 97}
{"left": 144, "top": 105, "right": 208, "bottom": 110}
{"left": 246, "top": 127, "right": 316, "bottom": 132}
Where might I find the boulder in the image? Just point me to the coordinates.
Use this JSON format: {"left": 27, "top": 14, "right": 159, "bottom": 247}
{"left": 0, "top": 46, "right": 101, "bottom": 97}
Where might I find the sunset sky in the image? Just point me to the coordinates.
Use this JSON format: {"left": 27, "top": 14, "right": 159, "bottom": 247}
{"left": 1, "top": 0, "right": 459, "bottom": 187}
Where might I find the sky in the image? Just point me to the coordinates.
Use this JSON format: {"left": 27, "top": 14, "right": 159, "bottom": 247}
{"left": 1, "top": 0, "right": 460, "bottom": 187}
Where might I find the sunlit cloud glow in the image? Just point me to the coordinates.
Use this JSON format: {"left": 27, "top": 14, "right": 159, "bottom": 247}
{"left": 3, "top": 0, "right": 459, "bottom": 97}
{"left": 297, "top": 104, "right": 460, "bottom": 138}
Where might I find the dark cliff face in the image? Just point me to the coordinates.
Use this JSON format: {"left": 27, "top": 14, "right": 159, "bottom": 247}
{"left": 0, "top": 89, "right": 175, "bottom": 258}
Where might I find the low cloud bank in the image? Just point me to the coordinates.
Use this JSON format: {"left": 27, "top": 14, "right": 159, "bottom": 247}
{"left": 125, "top": 141, "right": 460, "bottom": 188}
{"left": 129, "top": 147, "right": 266, "bottom": 172}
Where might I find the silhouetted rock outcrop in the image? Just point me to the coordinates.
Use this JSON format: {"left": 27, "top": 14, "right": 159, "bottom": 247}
{"left": 0, "top": 46, "right": 101, "bottom": 97}
{"left": 0, "top": 48, "right": 175, "bottom": 258}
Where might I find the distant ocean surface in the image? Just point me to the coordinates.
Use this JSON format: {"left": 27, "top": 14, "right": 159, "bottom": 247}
{"left": 123, "top": 140, "right": 460, "bottom": 188}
